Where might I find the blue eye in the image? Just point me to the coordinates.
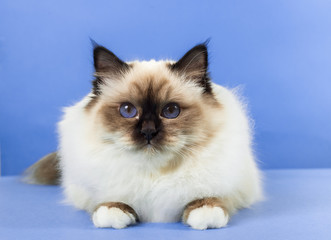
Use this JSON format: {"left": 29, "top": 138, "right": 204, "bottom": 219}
{"left": 119, "top": 102, "right": 137, "bottom": 118}
{"left": 162, "top": 103, "right": 180, "bottom": 119}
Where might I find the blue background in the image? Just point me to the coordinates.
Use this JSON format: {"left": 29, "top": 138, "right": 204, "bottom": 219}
{"left": 1, "top": 0, "right": 330, "bottom": 175}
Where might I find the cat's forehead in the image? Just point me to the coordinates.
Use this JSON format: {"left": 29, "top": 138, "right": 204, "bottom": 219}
{"left": 101, "top": 60, "right": 202, "bottom": 105}
{"left": 127, "top": 61, "right": 173, "bottom": 102}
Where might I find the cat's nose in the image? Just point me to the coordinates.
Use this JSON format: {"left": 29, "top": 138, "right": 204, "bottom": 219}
{"left": 141, "top": 120, "right": 158, "bottom": 143}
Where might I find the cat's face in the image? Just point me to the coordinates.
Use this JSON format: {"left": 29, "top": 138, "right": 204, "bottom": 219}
{"left": 87, "top": 44, "right": 222, "bottom": 158}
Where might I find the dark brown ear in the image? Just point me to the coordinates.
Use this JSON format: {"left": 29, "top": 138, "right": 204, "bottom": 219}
{"left": 92, "top": 45, "right": 130, "bottom": 95}
{"left": 170, "top": 43, "right": 212, "bottom": 93}
{"left": 94, "top": 46, "right": 129, "bottom": 73}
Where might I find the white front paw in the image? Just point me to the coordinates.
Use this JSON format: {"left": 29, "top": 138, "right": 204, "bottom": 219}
{"left": 186, "top": 206, "right": 229, "bottom": 230}
{"left": 92, "top": 206, "right": 136, "bottom": 229}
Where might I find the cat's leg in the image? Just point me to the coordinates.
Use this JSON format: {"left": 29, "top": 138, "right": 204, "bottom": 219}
{"left": 182, "top": 197, "right": 229, "bottom": 230}
{"left": 92, "top": 202, "right": 139, "bottom": 229}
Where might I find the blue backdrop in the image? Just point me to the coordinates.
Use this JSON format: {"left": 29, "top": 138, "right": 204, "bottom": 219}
{"left": 1, "top": 0, "right": 331, "bottom": 175}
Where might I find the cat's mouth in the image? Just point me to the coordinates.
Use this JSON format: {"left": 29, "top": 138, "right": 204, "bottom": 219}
{"left": 143, "top": 141, "right": 157, "bottom": 148}
{"left": 137, "top": 140, "right": 162, "bottom": 152}
{"left": 145, "top": 142, "right": 154, "bottom": 148}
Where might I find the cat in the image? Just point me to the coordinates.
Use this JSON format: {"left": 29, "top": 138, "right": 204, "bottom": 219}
{"left": 24, "top": 42, "right": 263, "bottom": 230}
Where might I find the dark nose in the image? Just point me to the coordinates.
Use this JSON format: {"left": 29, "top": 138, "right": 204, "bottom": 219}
{"left": 141, "top": 120, "right": 158, "bottom": 143}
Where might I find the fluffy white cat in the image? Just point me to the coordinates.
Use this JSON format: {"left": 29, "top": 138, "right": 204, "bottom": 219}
{"left": 24, "top": 43, "right": 263, "bottom": 230}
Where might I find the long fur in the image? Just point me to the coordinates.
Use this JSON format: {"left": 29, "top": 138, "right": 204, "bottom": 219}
{"left": 25, "top": 45, "right": 263, "bottom": 225}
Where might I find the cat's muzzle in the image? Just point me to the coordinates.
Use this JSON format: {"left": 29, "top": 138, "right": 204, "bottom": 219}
{"left": 140, "top": 120, "right": 159, "bottom": 144}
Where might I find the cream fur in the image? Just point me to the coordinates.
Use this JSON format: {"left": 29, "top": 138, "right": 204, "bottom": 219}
{"left": 185, "top": 206, "right": 229, "bottom": 230}
{"left": 92, "top": 206, "right": 136, "bottom": 229}
{"left": 58, "top": 60, "right": 263, "bottom": 226}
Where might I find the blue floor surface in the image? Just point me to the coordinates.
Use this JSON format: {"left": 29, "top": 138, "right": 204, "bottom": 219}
{"left": 1, "top": 169, "right": 331, "bottom": 240}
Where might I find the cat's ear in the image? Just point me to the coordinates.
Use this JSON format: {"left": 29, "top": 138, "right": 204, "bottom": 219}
{"left": 92, "top": 45, "right": 130, "bottom": 95}
{"left": 170, "top": 43, "right": 212, "bottom": 93}
{"left": 93, "top": 46, "right": 130, "bottom": 75}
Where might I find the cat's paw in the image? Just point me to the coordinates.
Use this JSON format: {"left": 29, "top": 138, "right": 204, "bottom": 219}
{"left": 185, "top": 205, "right": 229, "bottom": 230}
{"left": 92, "top": 203, "right": 138, "bottom": 229}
